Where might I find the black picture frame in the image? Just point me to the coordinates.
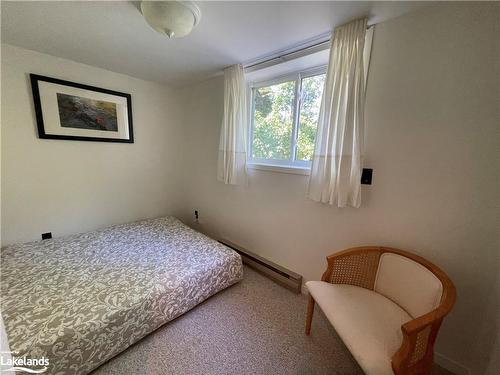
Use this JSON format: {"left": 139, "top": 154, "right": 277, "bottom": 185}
{"left": 30, "top": 73, "right": 134, "bottom": 143}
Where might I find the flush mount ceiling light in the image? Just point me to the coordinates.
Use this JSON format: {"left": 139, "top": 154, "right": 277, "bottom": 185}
{"left": 140, "top": 1, "right": 201, "bottom": 39}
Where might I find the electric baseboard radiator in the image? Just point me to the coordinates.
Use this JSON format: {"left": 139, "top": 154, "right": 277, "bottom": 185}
{"left": 219, "top": 239, "right": 303, "bottom": 294}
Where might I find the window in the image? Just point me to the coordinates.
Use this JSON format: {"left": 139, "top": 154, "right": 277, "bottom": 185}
{"left": 249, "top": 68, "right": 326, "bottom": 169}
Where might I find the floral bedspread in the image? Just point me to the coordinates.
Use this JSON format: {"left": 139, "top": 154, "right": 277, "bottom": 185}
{"left": 0, "top": 216, "right": 243, "bottom": 374}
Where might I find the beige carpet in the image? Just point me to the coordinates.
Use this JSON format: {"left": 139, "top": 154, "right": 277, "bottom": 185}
{"left": 92, "top": 266, "right": 453, "bottom": 375}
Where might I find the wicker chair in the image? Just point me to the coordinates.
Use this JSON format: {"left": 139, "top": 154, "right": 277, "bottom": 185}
{"left": 305, "top": 246, "right": 456, "bottom": 375}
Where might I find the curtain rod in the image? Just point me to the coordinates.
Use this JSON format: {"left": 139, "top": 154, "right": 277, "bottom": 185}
{"left": 244, "top": 25, "right": 374, "bottom": 73}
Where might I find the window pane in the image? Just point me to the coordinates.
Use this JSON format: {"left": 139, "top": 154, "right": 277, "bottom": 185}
{"left": 296, "top": 74, "right": 325, "bottom": 161}
{"left": 252, "top": 80, "right": 295, "bottom": 160}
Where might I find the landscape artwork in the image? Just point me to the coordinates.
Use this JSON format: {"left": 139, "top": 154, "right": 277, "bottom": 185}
{"left": 31, "top": 74, "right": 133, "bottom": 142}
{"left": 57, "top": 93, "right": 118, "bottom": 132}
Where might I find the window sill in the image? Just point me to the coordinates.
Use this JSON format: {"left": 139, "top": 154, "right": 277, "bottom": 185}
{"left": 247, "top": 162, "right": 310, "bottom": 176}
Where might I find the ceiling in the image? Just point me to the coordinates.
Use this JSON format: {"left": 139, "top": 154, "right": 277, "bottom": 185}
{"left": 1, "top": 1, "right": 428, "bottom": 88}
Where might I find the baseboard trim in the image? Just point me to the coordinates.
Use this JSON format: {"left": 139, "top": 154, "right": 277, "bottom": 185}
{"left": 218, "top": 238, "right": 303, "bottom": 294}
{"left": 435, "top": 352, "right": 470, "bottom": 375}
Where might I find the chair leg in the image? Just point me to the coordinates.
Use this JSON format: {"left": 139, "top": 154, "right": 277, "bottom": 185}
{"left": 305, "top": 295, "right": 315, "bottom": 335}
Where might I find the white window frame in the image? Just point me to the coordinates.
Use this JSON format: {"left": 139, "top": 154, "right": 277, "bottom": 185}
{"left": 248, "top": 65, "right": 327, "bottom": 171}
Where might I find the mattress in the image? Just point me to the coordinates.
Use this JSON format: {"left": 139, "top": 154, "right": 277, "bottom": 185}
{"left": 0, "top": 216, "right": 243, "bottom": 374}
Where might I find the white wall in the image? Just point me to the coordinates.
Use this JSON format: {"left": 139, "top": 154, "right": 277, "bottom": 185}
{"left": 1, "top": 3, "right": 498, "bottom": 374}
{"left": 483, "top": 275, "right": 500, "bottom": 375}
{"left": 1, "top": 44, "right": 185, "bottom": 245}
{"left": 177, "top": 3, "right": 499, "bottom": 374}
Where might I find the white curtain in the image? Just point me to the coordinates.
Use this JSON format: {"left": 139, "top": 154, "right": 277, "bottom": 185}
{"left": 217, "top": 64, "right": 248, "bottom": 185}
{"left": 307, "top": 18, "right": 368, "bottom": 208}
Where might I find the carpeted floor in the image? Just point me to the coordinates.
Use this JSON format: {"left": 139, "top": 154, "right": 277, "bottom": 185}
{"left": 92, "top": 266, "right": 453, "bottom": 375}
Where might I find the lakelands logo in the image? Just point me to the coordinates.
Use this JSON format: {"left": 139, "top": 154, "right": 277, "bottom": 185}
{"left": 0, "top": 351, "right": 49, "bottom": 373}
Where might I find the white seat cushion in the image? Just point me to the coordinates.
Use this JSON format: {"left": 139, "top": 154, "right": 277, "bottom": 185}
{"left": 307, "top": 281, "right": 412, "bottom": 375}
{"left": 374, "top": 253, "right": 443, "bottom": 318}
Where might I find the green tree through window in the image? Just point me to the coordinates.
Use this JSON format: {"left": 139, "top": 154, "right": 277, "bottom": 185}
{"left": 251, "top": 71, "right": 325, "bottom": 166}
{"left": 253, "top": 81, "right": 295, "bottom": 160}
{"left": 297, "top": 74, "right": 325, "bottom": 161}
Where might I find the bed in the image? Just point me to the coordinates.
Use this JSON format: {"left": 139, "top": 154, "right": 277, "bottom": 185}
{"left": 0, "top": 216, "right": 243, "bottom": 374}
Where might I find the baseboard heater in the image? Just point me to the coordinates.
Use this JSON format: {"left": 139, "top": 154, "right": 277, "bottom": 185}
{"left": 218, "top": 239, "right": 303, "bottom": 294}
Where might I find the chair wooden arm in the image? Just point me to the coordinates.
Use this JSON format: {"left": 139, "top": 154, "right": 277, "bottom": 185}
{"left": 392, "top": 271, "right": 456, "bottom": 375}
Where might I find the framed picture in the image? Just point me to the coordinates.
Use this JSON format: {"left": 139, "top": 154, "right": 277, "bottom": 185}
{"left": 30, "top": 74, "right": 133, "bottom": 143}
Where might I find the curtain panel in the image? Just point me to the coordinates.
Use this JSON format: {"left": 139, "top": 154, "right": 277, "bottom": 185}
{"left": 217, "top": 64, "right": 248, "bottom": 185}
{"left": 307, "top": 18, "right": 368, "bottom": 208}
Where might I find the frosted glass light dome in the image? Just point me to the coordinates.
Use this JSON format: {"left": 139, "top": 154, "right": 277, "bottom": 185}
{"left": 140, "top": 1, "right": 201, "bottom": 39}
